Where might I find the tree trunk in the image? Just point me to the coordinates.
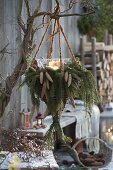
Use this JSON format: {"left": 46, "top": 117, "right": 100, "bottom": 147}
{"left": 0, "top": 57, "right": 26, "bottom": 117}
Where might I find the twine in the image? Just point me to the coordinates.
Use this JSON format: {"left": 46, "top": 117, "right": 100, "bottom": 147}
{"left": 48, "top": 19, "right": 57, "bottom": 59}
{"left": 57, "top": 19, "right": 63, "bottom": 67}
{"left": 60, "top": 24, "right": 76, "bottom": 62}
{"left": 33, "top": 18, "right": 52, "bottom": 60}
{"left": 32, "top": 2, "right": 77, "bottom": 65}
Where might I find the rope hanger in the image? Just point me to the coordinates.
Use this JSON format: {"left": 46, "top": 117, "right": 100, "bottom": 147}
{"left": 33, "top": 2, "right": 77, "bottom": 66}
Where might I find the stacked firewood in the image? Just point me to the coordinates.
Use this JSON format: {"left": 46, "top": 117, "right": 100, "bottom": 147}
{"left": 97, "top": 51, "right": 113, "bottom": 103}
{"left": 79, "top": 35, "right": 113, "bottom": 106}
{"left": 83, "top": 50, "right": 113, "bottom": 105}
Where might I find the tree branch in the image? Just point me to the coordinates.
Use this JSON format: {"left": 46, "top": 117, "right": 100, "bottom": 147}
{"left": 24, "top": 0, "right": 31, "bottom": 17}
{"left": 58, "top": 10, "right": 95, "bottom": 17}
{"left": 17, "top": 16, "right": 26, "bottom": 33}
{"left": 33, "top": 10, "right": 95, "bottom": 19}
{"left": 0, "top": 57, "right": 27, "bottom": 117}
{"left": 0, "top": 43, "right": 9, "bottom": 54}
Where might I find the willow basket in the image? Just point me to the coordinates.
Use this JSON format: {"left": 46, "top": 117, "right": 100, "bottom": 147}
{"left": 72, "top": 137, "right": 112, "bottom": 168}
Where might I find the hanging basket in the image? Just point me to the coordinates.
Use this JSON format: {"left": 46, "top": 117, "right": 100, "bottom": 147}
{"left": 72, "top": 137, "right": 112, "bottom": 168}
{"left": 21, "top": 3, "right": 99, "bottom": 145}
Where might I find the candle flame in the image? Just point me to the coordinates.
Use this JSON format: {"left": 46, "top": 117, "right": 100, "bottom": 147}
{"left": 47, "top": 60, "right": 61, "bottom": 70}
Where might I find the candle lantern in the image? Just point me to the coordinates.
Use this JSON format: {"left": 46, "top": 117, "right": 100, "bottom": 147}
{"left": 36, "top": 112, "right": 44, "bottom": 127}
{"left": 100, "top": 102, "right": 113, "bottom": 146}
{"left": 19, "top": 108, "right": 31, "bottom": 129}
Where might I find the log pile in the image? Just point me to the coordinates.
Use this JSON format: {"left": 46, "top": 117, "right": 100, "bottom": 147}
{"left": 84, "top": 51, "right": 113, "bottom": 105}
{"left": 79, "top": 36, "right": 113, "bottom": 106}
{"left": 97, "top": 52, "right": 113, "bottom": 103}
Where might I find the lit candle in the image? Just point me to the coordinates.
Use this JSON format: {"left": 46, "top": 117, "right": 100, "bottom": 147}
{"left": 108, "top": 128, "right": 111, "bottom": 133}
{"left": 48, "top": 61, "right": 54, "bottom": 67}
{"left": 36, "top": 112, "right": 44, "bottom": 126}
{"left": 111, "top": 135, "right": 113, "bottom": 141}
{"left": 47, "top": 60, "right": 61, "bottom": 70}
{"left": 37, "top": 119, "right": 41, "bottom": 125}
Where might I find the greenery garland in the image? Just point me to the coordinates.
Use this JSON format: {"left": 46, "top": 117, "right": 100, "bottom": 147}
{"left": 21, "top": 59, "right": 99, "bottom": 146}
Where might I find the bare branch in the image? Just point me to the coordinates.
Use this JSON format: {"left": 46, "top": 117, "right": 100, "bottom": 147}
{"left": 23, "top": 17, "right": 34, "bottom": 53}
{"left": 0, "top": 56, "right": 26, "bottom": 117}
{"left": 24, "top": 0, "right": 31, "bottom": 17}
{"left": 35, "top": 21, "right": 49, "bottom": 30}
{"left": 58, "top": 10, "right": 95, "bottom": 17}
{"left": 60, "top": 0, "right": 78, "bottom": 14}
{"left": 0, "top": 43, "right": 9, "bottom": 54}
{"left": 0, "top": 74, "right": 5, "bottom": 81}
{"left": 32, "top": 0, "right": 95, "bottom": 19}
{"left": 33, "top": 9, "right": 95, "bottom": 19}
{"left": 17, "top": 16, "right": 26, "bottom": 33}
{"left": 0, "top": 43, "right": 10, "bottom": 61}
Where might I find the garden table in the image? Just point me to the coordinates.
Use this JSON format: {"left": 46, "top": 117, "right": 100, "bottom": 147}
{"left": 0, "top": 150, "right": 59, "bottom": 170}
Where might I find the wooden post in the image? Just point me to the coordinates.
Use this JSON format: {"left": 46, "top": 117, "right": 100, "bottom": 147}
{"left": 80, "top": 36, "right": 85, "bottom": 66}
{"left": 108, "top": 34, "right": 113, "bottom": 45}
{"left": 104, "top": 30, "right": 108, "bottom": 45}
{"left": 92, "top": 37, "right": 97, "bottom": 84}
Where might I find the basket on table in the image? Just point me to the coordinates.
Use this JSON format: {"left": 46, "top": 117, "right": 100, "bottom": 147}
{"left": 72, "top": 137, "right": 112, "bottom": 168}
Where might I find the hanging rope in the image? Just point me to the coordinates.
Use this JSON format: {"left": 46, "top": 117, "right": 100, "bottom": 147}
{"left": 33, "top": 18, "right": 52, "bottom": 60}
{"left": 31, "top": 1, "right": 77, "bottom": 65}
{"left": 48, "top": 19, "right": 57, "bottom": 59}
{"left": 60, "top": 24, "right": 76, "bottom": 62}
{"left": 57, "top": 18, "right": 62, "bottom": 67}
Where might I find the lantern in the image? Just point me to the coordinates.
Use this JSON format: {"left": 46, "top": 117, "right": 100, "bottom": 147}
{"left": 19, "top": 108, "right": 31, "bottom": 129}
{"left": 100, "top": 102, "right": 113, "bottom": 146}
{"left": 36, "top": 112, "right": 44, "bottom": 126}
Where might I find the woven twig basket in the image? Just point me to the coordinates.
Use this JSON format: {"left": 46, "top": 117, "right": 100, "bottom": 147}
{"left": 72, "top": 137, "right": 112, "bottom": 168}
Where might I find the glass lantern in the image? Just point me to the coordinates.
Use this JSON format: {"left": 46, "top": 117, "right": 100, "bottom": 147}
{"left": 100, "top": 103, "right": 113, "bottom": 146}
{"left": 19, "top": 108, "right": 31, "bottom": 129}
{"left": 36, "top": 112, "right": 44, "bottom": 126}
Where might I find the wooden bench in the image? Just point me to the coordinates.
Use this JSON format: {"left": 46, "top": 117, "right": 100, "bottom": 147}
{"left": 24, "top": 114, "right": 76, "bottom": 138}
